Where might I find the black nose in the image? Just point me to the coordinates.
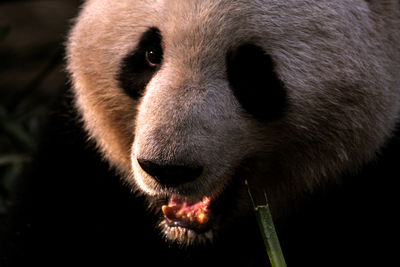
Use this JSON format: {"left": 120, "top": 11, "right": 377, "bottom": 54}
{"left": 137, "top": 159, "right": 203, "bottom": 187}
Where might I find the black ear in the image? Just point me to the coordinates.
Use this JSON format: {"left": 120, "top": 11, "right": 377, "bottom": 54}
{"left": 226, "top": 44, "right": 287, "bottom": 122}
{"left": 117, "top": 27, "right": 163, "bottom": 100}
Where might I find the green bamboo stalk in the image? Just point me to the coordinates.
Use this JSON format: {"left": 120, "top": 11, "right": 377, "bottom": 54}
{"left": 245, "top": 180, "right": 287, "bottom": 267}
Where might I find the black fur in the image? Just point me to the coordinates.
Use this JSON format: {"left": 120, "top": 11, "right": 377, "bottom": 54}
{"left": 226, "top": 44, "right": 287, "bottom": 122}
{"left": 117, "top": 27, "right": 163, "bottom": 99}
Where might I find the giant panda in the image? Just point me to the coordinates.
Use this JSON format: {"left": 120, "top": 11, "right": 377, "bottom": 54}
{"left": 3, "top": 0, "right": 400, "bottom": 266}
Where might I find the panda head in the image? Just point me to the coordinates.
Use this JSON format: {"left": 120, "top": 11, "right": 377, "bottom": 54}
{"left": 67, "top": 0, "right": 400, "bottom": 245}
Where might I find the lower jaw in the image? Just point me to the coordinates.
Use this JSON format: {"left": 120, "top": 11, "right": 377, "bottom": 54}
{"left": 159, "top": 219, "right": 215, "bottom": 246}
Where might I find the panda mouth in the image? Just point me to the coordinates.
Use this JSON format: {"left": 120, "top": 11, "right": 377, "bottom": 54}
{"left": 159, "top": 194, "right": 218, "bottom": 245}
{"left": 161, "top": 195, "right": 212, "bottom": 232}
{"left": 157, "top": 162, "right": 249, "bottom": 244}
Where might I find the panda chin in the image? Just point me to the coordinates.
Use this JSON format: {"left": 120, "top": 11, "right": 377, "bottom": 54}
{"left": 159, "top": 220, "right": 215, "bottom": 246}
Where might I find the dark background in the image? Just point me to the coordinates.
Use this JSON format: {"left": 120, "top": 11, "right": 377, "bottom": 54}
{"left": 0, "top": 0, "right": 81, "bottom": 220}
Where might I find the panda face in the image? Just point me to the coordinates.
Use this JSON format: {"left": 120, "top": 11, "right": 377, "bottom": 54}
{"left": 67, "top": 0, "right": 400, "bottom": 245}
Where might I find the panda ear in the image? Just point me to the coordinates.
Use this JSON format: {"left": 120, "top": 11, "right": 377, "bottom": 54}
{"left": 226, "top": 44, "right": 287, "bottom": 122}
{"left": 117, "top": 27, "right": 163, "bottom": 100}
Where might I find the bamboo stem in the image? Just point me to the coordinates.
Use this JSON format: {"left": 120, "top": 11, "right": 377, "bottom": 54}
{"left": 245, "top": 180, "right": 287, "bottom": 267}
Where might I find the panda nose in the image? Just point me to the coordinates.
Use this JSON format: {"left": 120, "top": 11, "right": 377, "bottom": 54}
{"left": 137, "top": 159, "right": 203, "bottom": 187}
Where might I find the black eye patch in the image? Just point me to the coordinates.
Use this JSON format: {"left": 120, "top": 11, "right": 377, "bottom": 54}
{"left": 117, "top": 27, "right": 163, "bottom": 99}
{"left": 226, "top": 44, "right": 287, "bottom": 122}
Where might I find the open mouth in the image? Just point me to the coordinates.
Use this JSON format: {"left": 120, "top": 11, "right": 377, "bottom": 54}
{"left": 162, "top": 195, "right": 212, "bottom": 231}
{"left": 158, "top": 170, "right": 248, "bottom": 245}
{"left": 159, "top": 195, "right": 217, "bottom": 245}
{"left": 154, "top": 160, "right": 252, "bottom": 245}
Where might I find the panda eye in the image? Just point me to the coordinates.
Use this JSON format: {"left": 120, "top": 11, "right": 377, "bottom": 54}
{"left": 145, "top": 48, "right": 162, "bottom": 67}
{"left": 117, "top": 27, "right": 163, "bottom": 100}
